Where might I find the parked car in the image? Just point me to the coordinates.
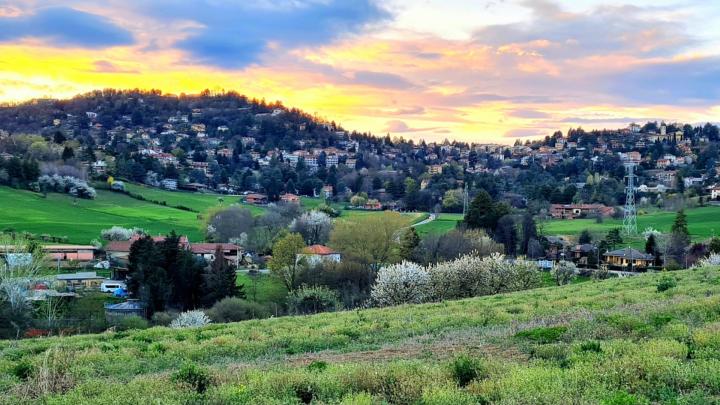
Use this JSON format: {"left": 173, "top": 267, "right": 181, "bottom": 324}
{"left": 100, "top": 280, "right": 127, "bottom": 293}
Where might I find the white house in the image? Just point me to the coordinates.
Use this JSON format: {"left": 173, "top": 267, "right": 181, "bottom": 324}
{"left": 296, "top": 245, "right": 341, "bottom": 267}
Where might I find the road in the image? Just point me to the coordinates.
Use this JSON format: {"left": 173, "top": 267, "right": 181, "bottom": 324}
{"left": 411, "top": 213, "right": 436, "bottom": 228}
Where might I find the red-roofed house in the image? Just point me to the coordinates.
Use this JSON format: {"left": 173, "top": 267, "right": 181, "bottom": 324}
{"left": 280, "top": 193, "right": 301, "bottom": 204}
{"left": 296, "top": 244, "right": 341, "bottom": 266}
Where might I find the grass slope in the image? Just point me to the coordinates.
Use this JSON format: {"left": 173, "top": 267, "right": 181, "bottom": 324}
{"left": 415, "top": 213, "right": 463, "bottom": 235}
{"left": 542, "top": 206, "right": 720, "bottom": 246}
{"left": 3, "top": 268, "right": 720, "bottom": 403}
{"left": 0, "top": 186, "right": 203, "bottom": 243}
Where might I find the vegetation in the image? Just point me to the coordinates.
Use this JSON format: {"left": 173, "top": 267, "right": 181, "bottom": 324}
{"left": 2, "top": 267, "right": 720, "bottom": 403}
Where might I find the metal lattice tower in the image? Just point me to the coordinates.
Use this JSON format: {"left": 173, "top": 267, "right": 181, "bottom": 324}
{"left": 623, "top": 161, "right": 638, "bottom": 235}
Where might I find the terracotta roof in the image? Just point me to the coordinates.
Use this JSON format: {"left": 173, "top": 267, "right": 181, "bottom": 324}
{"left": 302, "top": 245, "right": 337, "bottom": 255}
{"left": 190, "top": 243, "right": 240, "bottom": 254}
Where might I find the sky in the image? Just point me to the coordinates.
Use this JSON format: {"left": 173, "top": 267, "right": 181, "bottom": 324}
{"left": 1, "top": 0, "right": 719, "bottom": 144}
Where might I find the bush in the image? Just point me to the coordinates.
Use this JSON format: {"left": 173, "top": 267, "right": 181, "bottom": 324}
{"left": 450, "top": 355, "right": 485, "bottom": 387}
{"left": 170, "top": 310, "right": 211, "bottom": 329}
{"left": 551, "top": 261, "right": 577, "bottom": 286}
{"left": 171, "top": 362, "right": 213, "bottom": 394}
{"left": 207, "top": 297, "right": 270, "bottom": 323}
{"left": 38, "top": 174, "right": 96, "bottom": 199}
{"left": 100, "top": 226, "right": 143, "bottom": 241}
{"left": 515, "top": 326, "right": 568, "bottom": 343}
{"left": 151, "top": 311, "right": 178, "bottom": 326}
{"left": 371, "top": 261, "right": 430, "bottom": 306}
{"left": 657, "top": 276, "right": 677, "bottom": 292}
{"left": 115, "top": 315, "right": 149, "bottom": 331}
{"left": 287, "top": 285, "right": 342, "bottom": 315}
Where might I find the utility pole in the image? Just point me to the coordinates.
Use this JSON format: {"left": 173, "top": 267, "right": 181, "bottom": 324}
{"left": 462, "top": 182, "right": 469, "bottom": 216}
{"left": 623, "top": 159, "right": 638, "bottom": 236}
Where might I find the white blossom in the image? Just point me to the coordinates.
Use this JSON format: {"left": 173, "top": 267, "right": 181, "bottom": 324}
{"left": 170, "top": 310, "right": 212, "bottom": 328}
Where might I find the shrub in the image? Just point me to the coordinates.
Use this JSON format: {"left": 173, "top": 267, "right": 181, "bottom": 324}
{"left": 515, "top": 326, "right": 568, "bottom": 343}
{"left": 450, "top": 355, "right": 485, "bottom": 387}
{"left": 551, "top": 261, "right": 577, "bottom": 286}
{"left": 657, "top": 276, "right": 677, "bottom": 292}
{"left": 116, "top": 315, "right": 149, "bottom": 331}
{"left": 579, "top": 341, "right": 602, "bottom": 353}
{"left": 696, "top": 253, "right": 720, "bottom": 268}
{"left": 287, "top": 285, "right": 342, "bottom": 315}
{"left": 603, "top": 391, "right": 642, "bottom": 405}
{"left": 307, "top": 360, "right": 328, "bottom": 372}
{"left": 170, "top": 310, "right": 211, "bottom": 329}
{"left": 207, "top": 297, "right": 270, "bottom": 323}
{"left": 100, "top": 226, "right": 142, "bottom": 241}
{"left": 38, "top": 174, "right": 96, "bottom": 199}
{"left": 171, "top": 362, "right": 213, "bottom": 394}
{"left": 371, "top": 261, "right": 430, "bottom": 306}
{"left": 151, "top": 311, "right": 178, "bottom": 326}
{"left": 11, "top": 360, "right": 33, "bottom": 380}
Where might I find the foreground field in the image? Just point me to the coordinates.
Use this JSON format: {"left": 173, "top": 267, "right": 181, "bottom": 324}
{"left": 3, "top": 268, "right": 720, "bottom": 403}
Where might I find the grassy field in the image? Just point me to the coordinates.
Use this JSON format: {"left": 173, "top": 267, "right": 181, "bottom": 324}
{"left": 236, "top": 271, "right": 287, "bottom": 307}
{"left": 415, "top": 213, "right": 463, "bottom": 235}
{"left": 0, "top": 186, "right": 204, "bottom": 243}
{"left": 3, "top": 267, "right": 720, "bottom": 403}
{"left": 542, "top": 206, "right": 720, "bottom": 245}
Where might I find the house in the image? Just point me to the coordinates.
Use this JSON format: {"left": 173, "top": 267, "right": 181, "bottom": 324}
{"left": 428, "top": 164, "right": 444, "bottom": 175}
{"left": 544, "top": 236, "right": 571, "bottom": 260}
{"left": 550, "top": 204, "right": 615, "bottom": 219}
{"left": 604, "top": 248, "right": 654, "bottom": 270}
{"left": 280, "top": 193, "right": 301, "bottom": 204}
{"left": 106, "top": 235, "right": 190, "bottom": 262}
{"left": 710, "top": 184, "right": 720, "bottom": 200}
{"left": 570, "top": 244, "right": 596, "bottom": 267}
{"left": 160, "top": 178, "right": 178, "bottom": 190}
{"left": 296, "top": 245, "right": 341, "bottom": 266}
{"left": 105, "top": 299, "right": 145, "bottom": 322}
{"left": 44, "top": 245, "right": 96, "bottom": 264}
{"left": 56, "top": 272, "right": 106, "bottom": 290}
{"left": 246, "top": 193, "right": 268, "bottom": 205}
{"left": 321, "top": 185, "right": 333, "bottom": 199}
{"left": 188, "top": 243, "right": 242, "bottom": 267}
{"left": 91, "top": 160, "right": 107, "bottom": 174}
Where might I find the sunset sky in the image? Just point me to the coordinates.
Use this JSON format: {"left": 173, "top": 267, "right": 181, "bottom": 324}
{"left": 1, "top": 0, "right": 719, "bottom": 143}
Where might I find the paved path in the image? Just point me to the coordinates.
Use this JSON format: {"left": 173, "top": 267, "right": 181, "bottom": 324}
{"left": 411, "top": 213, "right": 437, "bottom": 228}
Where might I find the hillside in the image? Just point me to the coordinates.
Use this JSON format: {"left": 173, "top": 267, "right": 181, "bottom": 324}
{"left": 543, "top": 206, "right": 720, "bottom": 246}
{"left": 3, "top": 268, "right": 720, "bottom": 404}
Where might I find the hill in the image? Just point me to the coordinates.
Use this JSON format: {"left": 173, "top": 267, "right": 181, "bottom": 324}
{"left": 2, "top": 268, "right": 720, "bottom": 403}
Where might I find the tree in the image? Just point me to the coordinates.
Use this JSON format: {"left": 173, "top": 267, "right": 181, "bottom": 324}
{"left": 371, "top": 261, "right": 430, "bottom": 306}
{"left": 442, "top": 189, "right": 464, "bottom": 212}
{"left": 290, "top": 211, "right": 333, "bottom": 245}
{"left": 464, "top": 190, "right": 494, "bottom": 230}
{"left": 268, "top": 233, "right": 306, "bottom": 291}
{"left": 605, "top": 228, "right": 623, "bottom": 249}
{"left": 669, "top": 210, "right": 691, "bottom": 266}
{"left": 709, "top": 237, "right": 720, "bottom": 254}
{"left": 205, "top": 206, "right": 254, "bottom": 242}
{"left": 671, "top": 209, "right": 689, "bottom": 239}
{"left": 494, "top": 215, "right": 517, "bottom": 256}
{"left": 61, "top": 146, "right": 75, "bottom": 161}
{"left": 399, "top": 227, "right": 421, "bottom": 261}
{"left": 551, "top": 261, "right": 576, "bottom": 286}
{"left": 519, "top": 214, "right": 538, "bottom": 255}
{"left": 330, "top": 212, "right": 407, "bottom": 271}
{"left": 0, "top": 237, "right": 46, "bottom": 338}
{"left": 127, "top": 235, "right": 167, "bottom": 315}
{"left": 202, "top": 245, "right": 242, "bottom": 306}
{"left": 578, "top": 229, "right": 592, "bottom": 244}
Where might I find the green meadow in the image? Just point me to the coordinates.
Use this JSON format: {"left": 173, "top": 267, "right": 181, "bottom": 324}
{"left": 0, "top": 186, "right": 204, "bottom": 243}
{"left": 542, "top": 206, "right": 720, "bottom": 244}
{"left": 3, "top": 267, "right": 720, "bottom": 403}
{"left": 415, "top": 213, "right": 464, "bottom": 235}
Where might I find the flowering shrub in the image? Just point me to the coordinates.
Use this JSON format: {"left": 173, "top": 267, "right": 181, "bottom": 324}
{"left": 551, "top": 261, "right": 577, "bottom": 286}
{"left": 696, "top": 253, "right": 720, "bottom": 268}
{"left": 38, "top": 175, "right": 96, "bottom": 199}
{"left": 371, "top": 261, "right": 430, "bottom": 306}
{"left": 170, "top": 310, "right": 211, "bottom": 329}
{"left": 100, "top": 226, "right": 142, "bottom": 241}
{"left": 371, "top": 254, "right": 542, "bottom": 307}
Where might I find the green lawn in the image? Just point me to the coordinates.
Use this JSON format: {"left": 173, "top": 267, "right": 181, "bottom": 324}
{"left": 542, "top": 206, "right": 720, "bottom": 245}
{"left": 4, "top": 267, "right": 720, "bottom": 403}
{"left": 236, "top": 271, "right": 287, "bottom": 306}
{"left": 123, "top": 183, "right": 234, "bottom": 212}
{"left": 0, "top": 186, "right": 204, "bottom": 243}
{"left": 415, "top": 213, "right": 463, "bottom": 235}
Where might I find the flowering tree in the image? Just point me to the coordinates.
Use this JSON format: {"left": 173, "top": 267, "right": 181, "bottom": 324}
{"left": 551, "top": 261, "right": 577, "bottom": 286}
{"left": 170, "top": 310, "right": 212, "bottom": 329}
{"left": 290, "top": 210, "right": 333, "bottom": 245}
{"left": 0, "top": 237, "right": 47, "bottom": 338}
{"left": 371, "top": 261, "right": 430, "bottom": 306}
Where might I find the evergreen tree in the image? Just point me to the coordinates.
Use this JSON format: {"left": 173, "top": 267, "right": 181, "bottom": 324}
{"left": 127, "top": 235, "right": 167, "bottom": 316}
{"left": 61, "top": 146, "right": 75, "bottom": 161}
{"left": 464, "top": 189, "right": 494, "bottom": 229}
{"left": 495, "top": 215, "right": 517, "bottom": 256}
{"left": 399, "top": 227, "right": 421, "bottom": 260}
{"left": 578, "top": 229, "right": 592, "bottom": 244}
{"left": 671, "top": 209, "right": 689, "bottom": 239}
{"left": 605, "top": 228, "right": 623, "bottom": 249}
{"left": 520, "top": 213, "right": 538, "bottom": 255}
{"left": 202, "top": 245, "right": 243, "bottom": 306}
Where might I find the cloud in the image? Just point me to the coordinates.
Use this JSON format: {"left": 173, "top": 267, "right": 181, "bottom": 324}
{"left": 504, "top": 128, "right": 547, "bottom": 138}
{"left": 91, "top": 60, "right": 139, "bottom": 74}
{"left": 0, "top": 7, "right": 133, "bottom": 48}
{"left": 390, "top": 106, "right": 425, "bottom": 115}
{"left": 473, "top": 1, "right": 694, "bottom": 60}
{"left": 385, "top": 119, "right": 445, "bottom": 133}
{"left": 602, "top": 57, "right": 720, "bottom": 104}
{"left": 139, "top": 0, "right": 389, "bottom": 68}
{"left": 347, "top": 70, "right": 414, "bottom": 89}
{"left": 508, "top": 108, "right": 550, "bottom": 119}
